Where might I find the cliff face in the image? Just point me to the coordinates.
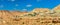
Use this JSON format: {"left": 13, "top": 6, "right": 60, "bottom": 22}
{"left": 0, "top": 4, "right": 60, "bottom": 25}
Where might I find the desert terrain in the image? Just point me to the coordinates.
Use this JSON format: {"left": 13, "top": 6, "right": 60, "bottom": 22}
{"left": 0, "top": 5, "right": 60, "bottom": 25}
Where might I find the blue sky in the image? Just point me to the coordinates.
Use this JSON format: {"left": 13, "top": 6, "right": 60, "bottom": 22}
{"left": 0, "top": 0, "right": 60, "bottom": 12}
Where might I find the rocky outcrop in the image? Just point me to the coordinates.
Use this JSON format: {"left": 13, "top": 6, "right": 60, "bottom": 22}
{"left": 0, "top": 4, "right": 60, "bottom": 25}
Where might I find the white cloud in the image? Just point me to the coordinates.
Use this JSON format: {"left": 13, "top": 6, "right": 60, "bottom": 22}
{"left": 26, "top": 4, "right": 32, "bottom": 7}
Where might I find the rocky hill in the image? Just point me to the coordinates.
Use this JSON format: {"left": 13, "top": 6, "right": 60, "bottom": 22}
{"left": 0, "top": 4, "right": 60, "bottom": 25}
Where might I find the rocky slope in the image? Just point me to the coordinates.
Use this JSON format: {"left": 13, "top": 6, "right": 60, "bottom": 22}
{"left": 0, "top": 4, "right": 60, "bottom": 25}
